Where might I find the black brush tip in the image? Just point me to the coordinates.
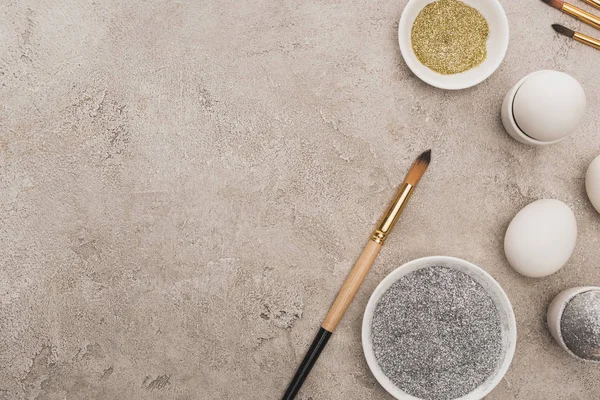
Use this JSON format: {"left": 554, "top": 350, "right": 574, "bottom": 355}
{"left": 553, "top": 24, "right": 575, "bottom": 38}
{"left": 418, "top": 149, "right": 432, "bottom": 165}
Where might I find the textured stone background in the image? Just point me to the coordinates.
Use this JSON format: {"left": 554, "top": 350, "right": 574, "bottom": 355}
{"left": 1, "top": 0, "right": 600, "bottom": 399}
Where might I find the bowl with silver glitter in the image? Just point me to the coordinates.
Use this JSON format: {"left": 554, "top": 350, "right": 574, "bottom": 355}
{"left": 362, "top": 256, "right": 517, "bottom": 400}
{"left": 547, "top": 286, "right": 600, "bottom": 363}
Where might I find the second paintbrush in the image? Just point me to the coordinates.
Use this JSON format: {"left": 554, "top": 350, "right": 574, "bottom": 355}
{"left": 543, "top": 0, "right": 600, "bottom": 30}
{"left": 553, "top": 23, "right": 600, "bottom": 50}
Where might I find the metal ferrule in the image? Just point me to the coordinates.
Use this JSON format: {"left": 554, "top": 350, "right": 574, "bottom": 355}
{"left": 371, "top": 183, "right": 414, "bottom": 245}
{"left": 583, "top": 0, "right": 600, "bottom": 11}
{"left": 563, "top": 3, "right": 600, "bottom": 30}
{"left": 575, "top": 31, "right": 600, "bottom": 50}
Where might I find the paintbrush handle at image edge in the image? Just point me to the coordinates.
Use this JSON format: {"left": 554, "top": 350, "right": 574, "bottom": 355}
{"left": 544, "top": 0, "right": 600, "bottom": 29}
{"left": 281, "top": 327, "right": 332, "bottom": 400}
{"left": 281, "top": 241, "right": 381, "bottom": 400}
{"left": 582, "top": 0, "right": 600, "bottom": 11}
{"left": 574, "top": 31, "right": 600, "bottom": 49}
{"left": 563, "top": 2, "right": 600, "bottom": 29}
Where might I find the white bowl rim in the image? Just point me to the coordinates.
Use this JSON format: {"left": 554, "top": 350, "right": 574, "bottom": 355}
{"left": 362, "top": 256, "right": 517, "bottom": 400}
{"left": 398, "top": 0, "right": 510, "bottom": 90}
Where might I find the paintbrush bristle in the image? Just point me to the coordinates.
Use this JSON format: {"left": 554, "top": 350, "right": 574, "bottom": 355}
{"left": 542, "top": 0, "right": 564, "bottom": 9}
{"left": 553, "top": 24, "right": 575, "bottom": 37}
{"left": 405, "top": 150, "right": 431, "bottom": 186}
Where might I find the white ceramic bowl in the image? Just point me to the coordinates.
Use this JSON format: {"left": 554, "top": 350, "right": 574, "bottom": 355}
{"left": 547, "top": 286, "right": 600, "bottom": 363}
{"left": 362, "top": 256, "right": 517, "bottom": 400}
{"left": 398, "top": 0, "right": 509, "bottom": 90}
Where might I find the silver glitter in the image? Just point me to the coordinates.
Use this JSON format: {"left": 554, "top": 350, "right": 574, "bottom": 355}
{"left": 371, "top": 266, "right": 502, "bottom": 400}
{"left": 561, "top": 290, "right": 600, "bottom": 362}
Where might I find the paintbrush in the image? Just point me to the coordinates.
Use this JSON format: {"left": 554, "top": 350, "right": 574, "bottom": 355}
{"left": 281, "top": 150, "right": 431, "bottom": 400}
{"left": 581, "top": 0, "right": 600, "bottom": 11}
{"left": 553, "top": 23, "right": 600, "bottom": 49}
{"left": 542, "top": 0, "right": 600, "bottom": 30}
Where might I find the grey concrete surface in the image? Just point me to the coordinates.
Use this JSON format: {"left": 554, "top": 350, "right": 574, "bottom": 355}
{"left": 1, "top": 0, "right": 600, "bottom": 399}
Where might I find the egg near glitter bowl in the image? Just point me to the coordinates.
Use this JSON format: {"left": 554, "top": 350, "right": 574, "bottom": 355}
{"left": 504, "top": 199, "right": 577, "bottom": 278}
{"left": 362, "top": 256, "right": 516, "bottom": 400}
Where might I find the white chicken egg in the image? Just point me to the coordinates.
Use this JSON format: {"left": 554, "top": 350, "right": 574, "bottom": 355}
{"left": 513, "top": 71, "right": 586, "bottom": 142}
{"left": 504, "top": 199, "right": 577, "bottom": 278}
{"left": 586, "top": 155, "right": 600, "bottom": 214}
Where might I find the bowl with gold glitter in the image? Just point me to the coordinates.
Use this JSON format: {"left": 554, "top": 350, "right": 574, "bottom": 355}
{"left": 398, "top": 0, "right": 509, "bottom": 90}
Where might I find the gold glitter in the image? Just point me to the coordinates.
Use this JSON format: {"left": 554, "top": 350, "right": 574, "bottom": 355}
{"left": 411, "top": 0, "right": 489, "bottom": 75}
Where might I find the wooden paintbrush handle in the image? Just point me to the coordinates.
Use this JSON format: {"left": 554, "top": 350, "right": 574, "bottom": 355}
{"left": 322, "top": 240, "right": 382, "bottom": 332}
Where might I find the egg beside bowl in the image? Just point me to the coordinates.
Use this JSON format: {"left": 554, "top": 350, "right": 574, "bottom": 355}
{"left": 504, "top": 199, "right": 577, "bottom": 278}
